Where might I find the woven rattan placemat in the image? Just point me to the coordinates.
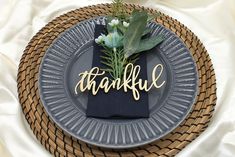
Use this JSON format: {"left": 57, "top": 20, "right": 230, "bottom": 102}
{"left": 17, "top": 4, "right": 216, "bottom": 157}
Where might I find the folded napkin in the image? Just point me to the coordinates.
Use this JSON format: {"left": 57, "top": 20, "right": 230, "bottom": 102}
{"left": 86, "top": 25, "right": 149, "bottom": 118}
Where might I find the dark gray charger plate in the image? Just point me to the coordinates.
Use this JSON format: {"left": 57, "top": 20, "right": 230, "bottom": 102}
{"left": 38, "top": 17, "right": 198, "bottom": 148}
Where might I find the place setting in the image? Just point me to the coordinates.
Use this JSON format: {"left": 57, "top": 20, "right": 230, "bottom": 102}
{"left": 17, "top": 1, "right": 217, "bottom": 156}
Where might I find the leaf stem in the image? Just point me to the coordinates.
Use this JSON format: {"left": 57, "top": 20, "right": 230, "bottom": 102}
{"left": 113, "top": 47, "right": 118, "bottom": 79}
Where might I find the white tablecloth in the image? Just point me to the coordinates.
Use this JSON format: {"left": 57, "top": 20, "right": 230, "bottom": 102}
{"left": 0, "top": 0, "right": 235, "bottom": 156}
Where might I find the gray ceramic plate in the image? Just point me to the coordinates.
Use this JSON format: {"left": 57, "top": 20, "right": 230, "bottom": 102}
{"left": 39, "top": 17, "right": 198, "bottom": 149}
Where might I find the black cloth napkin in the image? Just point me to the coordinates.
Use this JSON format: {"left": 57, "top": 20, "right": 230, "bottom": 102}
{"left": 86, "top": 25, "right": 149, "bottom": 118}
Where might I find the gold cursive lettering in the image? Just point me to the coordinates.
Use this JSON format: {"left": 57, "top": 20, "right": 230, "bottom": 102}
{"left": 74, "top": 63, "right": 165, "bottom": 100}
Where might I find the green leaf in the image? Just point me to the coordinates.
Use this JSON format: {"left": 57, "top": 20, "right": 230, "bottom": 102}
{"left": 129, "top": 9, "right": 141, "bottom": 21}
{"left": 136, "top": 35, "right": 164, "bottom": 53}
{"left": 142, "top": 28, "right": 151, "bottom": 37}
{"left": 123, "top": 11, "right": 148, "bottom": 58}
{"left": 147, "top": 12, "right": 160, "bottom": 22}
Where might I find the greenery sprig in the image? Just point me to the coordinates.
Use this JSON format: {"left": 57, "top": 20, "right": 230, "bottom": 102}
{"left": 111, "top": 0, "right": 127, "bottom": 19}
{"left": 95, "top": 1, "right": 164, "bottom": 80}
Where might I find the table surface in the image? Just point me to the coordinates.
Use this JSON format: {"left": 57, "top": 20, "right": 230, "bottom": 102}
{"left": 0, "top": 0, "right": 234, "bottom": 157}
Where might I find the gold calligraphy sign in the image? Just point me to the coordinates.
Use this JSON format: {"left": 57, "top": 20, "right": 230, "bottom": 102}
{"left": 74, "top": 63, "right": 165, "bottom": 100}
